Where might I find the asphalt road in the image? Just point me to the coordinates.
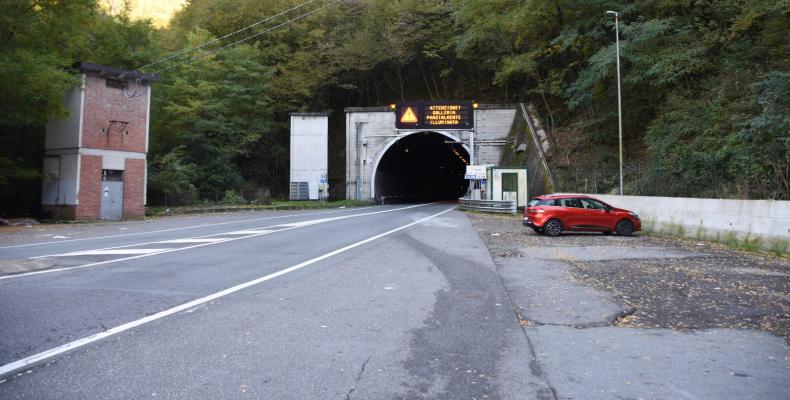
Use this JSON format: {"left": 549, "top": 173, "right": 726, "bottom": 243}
{"left": 1, "top": 205, "right": 787, "bottom": 399}
{"left": 0, "top": 204, "right": 544, "bottom": 399}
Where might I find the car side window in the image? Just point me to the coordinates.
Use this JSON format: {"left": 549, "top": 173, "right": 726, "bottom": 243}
{"left": 537, "top": 199, "right": 557, "bottom": 206}
{"left": 580, "top": 198, "right": 605, "bottom": 210}
{"left": 560, "top": 198, "right": 581, "bottom": 208}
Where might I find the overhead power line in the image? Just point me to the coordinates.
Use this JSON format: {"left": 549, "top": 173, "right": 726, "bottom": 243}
{"left": 139, "top": 0, "right": 319, "bottom": 72}
{"left": 151, "top": 0, "right": 344, "bottom": 75}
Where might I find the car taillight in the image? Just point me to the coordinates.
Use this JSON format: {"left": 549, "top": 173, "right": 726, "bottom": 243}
{"left": 535, "top": 209, "right": 546, "bottom": 213}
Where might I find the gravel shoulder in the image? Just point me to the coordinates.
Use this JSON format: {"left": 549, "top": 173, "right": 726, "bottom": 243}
{"left": 467, "top": 211, "right": 789, "bottom": 400}
{"left": 468, "top": 212, "right": 790, "bottom": 341}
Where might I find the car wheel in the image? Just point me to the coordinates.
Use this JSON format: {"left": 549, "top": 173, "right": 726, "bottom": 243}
{"left": 544, "top": 219, "right": 563, "bottom": 237}
{"left": 615, "top": 219, "right": 634, "bottom": 236}
{"left": 531, "top": 227, "right": 544, "bottom": 234}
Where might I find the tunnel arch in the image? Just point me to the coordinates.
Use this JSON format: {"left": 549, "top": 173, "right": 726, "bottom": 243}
{"left": 371, "top": 131, "right": 470, "bottom": 201}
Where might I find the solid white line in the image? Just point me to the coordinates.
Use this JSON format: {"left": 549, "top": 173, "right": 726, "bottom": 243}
{"left": 0, "top": 207, "right": 375, "bottom": 249}
{"left": 0, "top": 206, "right": 456, "bottom": 377}
{"left": 1, "top": 203, "right": 433, "bottom": 280}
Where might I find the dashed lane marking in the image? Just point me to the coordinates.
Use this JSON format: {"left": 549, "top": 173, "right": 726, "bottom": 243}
{"left": 55, "top": 249, "right": 175, "bottom": 256}
{"left": 0, "top": 206, "right": 456, "bottom": 378}
{"left": 225, "top": 230, "right": 276, "bottom": 235}
{"left": 0, "top": 207, "right": 376, "bottom": 249}
{"left": 156, "top": 238, "right": 228, "bottom": 244}
{"left": 1, "top": 203, "right": 434, "bottom": 281}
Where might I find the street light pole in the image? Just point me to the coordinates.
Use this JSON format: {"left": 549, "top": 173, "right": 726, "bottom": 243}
{"left": 607, "top": 10, "right": 624, "bottom": 196}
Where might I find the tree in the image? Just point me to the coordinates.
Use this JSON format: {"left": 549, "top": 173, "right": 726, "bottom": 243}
{"left": 149, "top": 29, "right": 275, "bottom": 196}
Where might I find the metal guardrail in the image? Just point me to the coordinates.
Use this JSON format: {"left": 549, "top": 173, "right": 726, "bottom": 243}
{"left": 459, "top": 198, "right": 517, "bottom": 214}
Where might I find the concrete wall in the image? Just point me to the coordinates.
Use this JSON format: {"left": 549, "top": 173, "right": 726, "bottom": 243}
{"left": 45, "top": 77, "right": 84, "bottom": 150}
{"left": 593, "top": 194, "right": 790, "bottom": 253}
{"left": 290, "top": 113, "right": 328, "bottom": 200}
{"left": 41, "top": 153, "right": 80, "bottom": 206}
{"left": 345, "top": 105, "right": 517, "bottom": 200}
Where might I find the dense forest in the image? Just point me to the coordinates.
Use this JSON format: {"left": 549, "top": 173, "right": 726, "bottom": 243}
{"left": 1, "top": 0, "right": 788, "bottom": 215}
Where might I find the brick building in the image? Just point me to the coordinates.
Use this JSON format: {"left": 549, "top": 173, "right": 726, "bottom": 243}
{"left": 42, "top": 63, "right": 155, "bottom": 220}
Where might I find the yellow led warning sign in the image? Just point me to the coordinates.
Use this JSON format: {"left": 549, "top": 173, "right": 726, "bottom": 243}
{"left": 400, "top": 107, "right": 418, "bottom": 123}
{"left": 395, "top": 101, "right": 474, "bottom": 129}
{"left": 425, "top": 104, "right": 462, "bottom": 125}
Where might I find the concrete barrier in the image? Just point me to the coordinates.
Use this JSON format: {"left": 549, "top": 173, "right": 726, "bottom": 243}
{"left": 589, "top": 195, "right": 790, "bottom": 254}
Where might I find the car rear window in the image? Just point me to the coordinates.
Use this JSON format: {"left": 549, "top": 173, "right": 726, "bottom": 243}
{"left": 529, "top": 198, "right": 557, "bottom": 206}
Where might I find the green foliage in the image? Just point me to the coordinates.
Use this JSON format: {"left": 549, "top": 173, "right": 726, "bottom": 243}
{"left": 150, "top": 29, "right": 274, "bottom": 196}
{"left": 147, "top": 146, "right": 197, "bottom": 194}
{"left": 3, "top": 0, "right": 789, "bottom": 215}
{"left": 221, "top": 190, "right": 246, "bottom": 205}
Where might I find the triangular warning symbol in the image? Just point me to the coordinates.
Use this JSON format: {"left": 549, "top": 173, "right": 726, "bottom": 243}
{"left": 400, "top": 107, "right": 418, "bottom": 123}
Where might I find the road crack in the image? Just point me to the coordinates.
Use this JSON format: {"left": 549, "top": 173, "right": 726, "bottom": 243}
{"left": 344, "top": 356, "right": 370, "bottom": 400}
{"left": 519, "top": 307, "right": 637, "bottom": 329}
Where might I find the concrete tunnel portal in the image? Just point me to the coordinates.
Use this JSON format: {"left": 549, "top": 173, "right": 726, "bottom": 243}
{"left": 373, "top": 132, "right": 470, "bottom": 201}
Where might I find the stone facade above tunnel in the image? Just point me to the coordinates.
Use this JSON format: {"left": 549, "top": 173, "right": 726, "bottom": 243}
{"left": 344, "top": 105, "right": 517, "bottom": 200}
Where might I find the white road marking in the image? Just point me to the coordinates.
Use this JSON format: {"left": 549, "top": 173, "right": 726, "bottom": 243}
{"left": 1, "top": 203, "right": 433, "bottom": 280}
{"left": 0, "top": 206, "right": 456, "bottom": 377}
{"left": 56, "top": 249, "right": 174, "bottom": 256}
{"left": 0, "top": 207, "right": 375, "bottom": 249}
{"left": 156, "top": 238, "right": 227, "bottom": 244}
{"left": 225, "top": 230, "right": 275, "bottom": 235}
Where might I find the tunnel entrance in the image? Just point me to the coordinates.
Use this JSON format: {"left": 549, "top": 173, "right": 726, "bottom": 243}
{"left": 373, "top": 132, "right": 470, "bottom": 201}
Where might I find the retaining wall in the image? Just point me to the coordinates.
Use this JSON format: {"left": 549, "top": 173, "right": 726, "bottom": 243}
{"left": 593, "top": 195, "right": 790, "bottom": 254}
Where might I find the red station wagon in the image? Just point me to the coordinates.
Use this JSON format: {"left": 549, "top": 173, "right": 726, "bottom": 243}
{"left": 523, "top": 195, "right": 641, "bottom": 236}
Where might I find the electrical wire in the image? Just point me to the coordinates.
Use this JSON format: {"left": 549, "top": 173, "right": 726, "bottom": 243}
{"left": 138, "top": 0, "right": 319, "bottom": 72}
{"left": 123, "top": 78, "right": 148, "bottom": 98}
{"left": 152, "top": 0, "right": 344, "bottom": 75}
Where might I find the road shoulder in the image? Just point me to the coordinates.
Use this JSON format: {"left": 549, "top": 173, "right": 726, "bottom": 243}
{"left": 468, "top": 212, "right": 790, "bottom": 400}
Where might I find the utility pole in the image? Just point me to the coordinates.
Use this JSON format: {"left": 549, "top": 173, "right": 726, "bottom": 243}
{"left": 607, "top": 10, "right": 624, "bottom": 196}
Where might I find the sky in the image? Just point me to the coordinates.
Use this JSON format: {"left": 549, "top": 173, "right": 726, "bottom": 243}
{"left": 100, "top": 0, "right": 186, "bottom": 27}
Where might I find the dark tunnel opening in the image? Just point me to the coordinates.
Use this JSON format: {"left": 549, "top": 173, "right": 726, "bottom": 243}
{"left": 374, "top": 132, "right": 470, "bottom": 202}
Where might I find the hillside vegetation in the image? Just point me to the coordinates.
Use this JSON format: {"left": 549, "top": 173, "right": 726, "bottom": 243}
{"left": 1, "top": 0, "right": 787, "bottom": 214}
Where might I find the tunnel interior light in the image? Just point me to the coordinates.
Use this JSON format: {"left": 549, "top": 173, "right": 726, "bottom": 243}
{"left": 389, "top": 104, "right": 396, "bottom": 110}
{"left": 472, "top": 102, "right": 479, "bottom": 109}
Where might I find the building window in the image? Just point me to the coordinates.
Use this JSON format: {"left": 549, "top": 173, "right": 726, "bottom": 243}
{"left": 102, "top": 169, "right": 124, "bottom": 182}
{"left": 105, "top": 79, "right": 128, "bottom": 90}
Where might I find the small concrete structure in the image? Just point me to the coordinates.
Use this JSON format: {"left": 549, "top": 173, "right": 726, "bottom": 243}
{"left": 42, "top": 63, "right": 155, "bottom": 220}
{"left": 487, "top": 167, "right": 529, "bottom": 208}
{"left": 345, "top": 104, "right": 518, "bottom": 200}
{"left": 591, "top": 194, "right": 790, "bottom": 253}
{"left": 289, "top": 113, "right": 329, "bottom": 200}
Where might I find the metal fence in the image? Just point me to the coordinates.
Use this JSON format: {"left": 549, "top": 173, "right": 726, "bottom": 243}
{"left": 554, "top": 156, "right": 788, "bottom": 200}
{"left": 459, "top": 198, "right": 517, "bottom": 214}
